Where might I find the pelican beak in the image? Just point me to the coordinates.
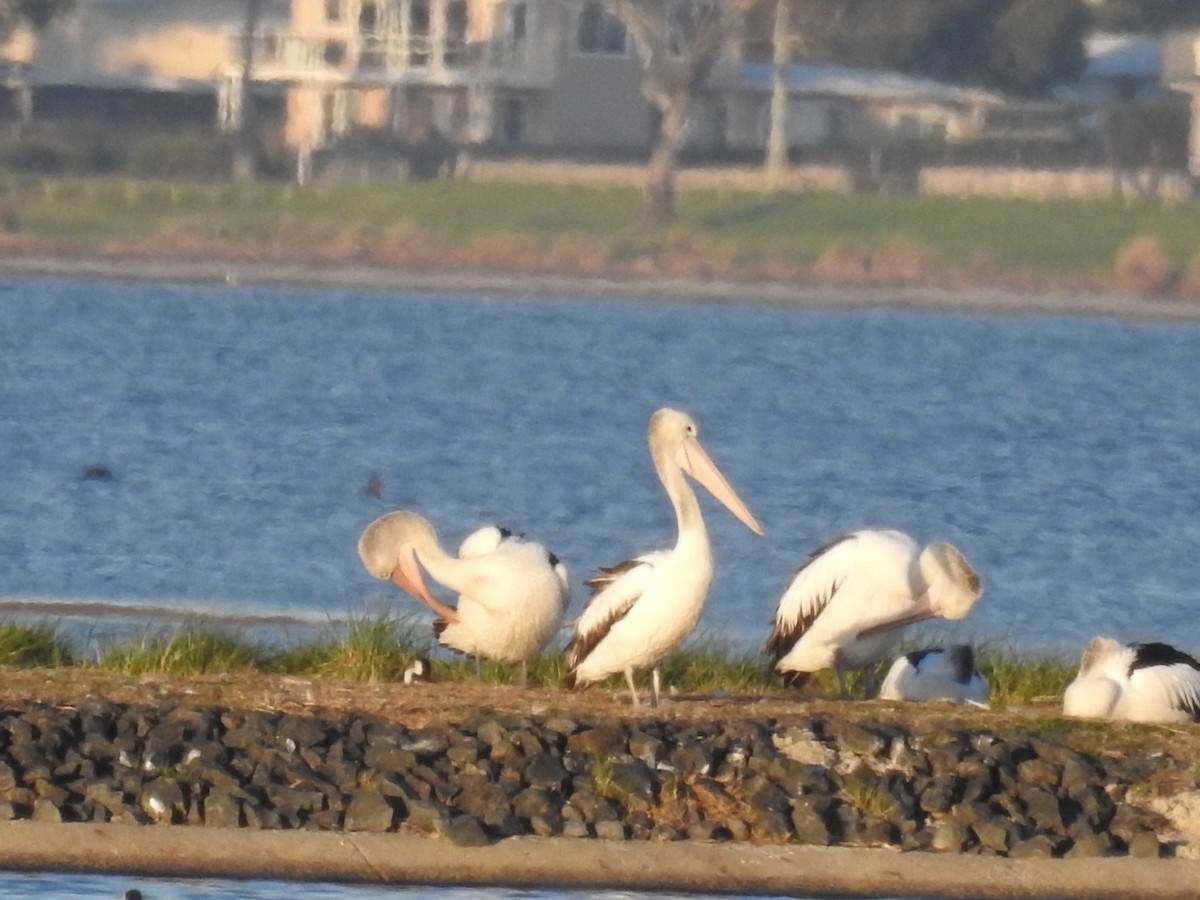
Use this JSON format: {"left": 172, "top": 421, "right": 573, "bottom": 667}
{"left": 676, "top": 436, "right": 765, "bottom": 535}
{"left": 856, "top": 595, "right": 937, "bottom": 638}
{"left": 389, "top": 545, "right": 440, "bottom": 608}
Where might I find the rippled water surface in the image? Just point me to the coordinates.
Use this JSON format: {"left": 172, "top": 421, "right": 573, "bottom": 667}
{"left": 2, "top": 277, "right": 1199, "bottom": 657}
{"left": 0, "top": 872, "right": 844, "bottom": 900}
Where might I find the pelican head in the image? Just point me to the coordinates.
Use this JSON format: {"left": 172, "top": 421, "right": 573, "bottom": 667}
{"left": 357, "top": 510, "right": 441, "bottom": 607}
{"left": 1078, "top": 635, "right": 1122, "bottom": 675}
{"left": 650, "top": 407, "right": 764, "bottom": 536}
{"left": 919, "top": 542, "right": 981, "bottom": 620}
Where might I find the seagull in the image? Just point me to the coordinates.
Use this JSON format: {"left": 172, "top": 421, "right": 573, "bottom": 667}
{"left": 564, "top": 408, "right": 764, "bottom": 707}
{"left": 1062, "top": 637, "right": 1200, "bottom": 724}
{"left": 878, "top": 644, "right": 989, "bottom": 705}
{"left": 358, "top": 510, "right": 569, "bottom": 685}
{"left": 765, "top": 529, "right": 982, "bottom": 698}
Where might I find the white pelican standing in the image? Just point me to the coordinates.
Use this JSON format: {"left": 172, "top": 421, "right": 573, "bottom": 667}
{"left": 1062, "top": 637, "right": 1200, "bottom": 724}
{"left": 878, "top": 644, "right": 989, "bottom": 706}
{"left": 357, "top": 511, "right": 570, "bottom": 685}
{"left": 564, "top": 408, "right": 764, "bottom": 707}
{"left": 766, "top": 529, "right": 982, "bottom": 698}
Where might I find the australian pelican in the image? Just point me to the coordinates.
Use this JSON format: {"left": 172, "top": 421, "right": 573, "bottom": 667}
{"left": 766, "top": 529, "right": 982, "bottom": 697}
{"left": 358, "top": 510, "right": 569, "bottom": 684}
{"left": 1062, "top": 637, "right": 1200, "bottom": 724}
{"left": 564, "top": 408, "right": 764, "bottom": 707}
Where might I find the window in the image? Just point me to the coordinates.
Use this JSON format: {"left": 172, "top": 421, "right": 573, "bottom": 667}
{"left": 324, "top": 0, "right": 342, "bottom": 23}
{"left": 577, "top": 1, "right": 626, "bottom": 55}
{"left": 324, "top": 40, "right": 346, "bottom": 65}
{"left": 359, "top": 0, "right": 379, "bottom": 33}
{"left": 444, "top": 1, "right": 468, "bottom": 69}
{"left": 512, "top": 2, "right": 527, "bottom": 41}
{"left": 409, "top": 0, "right": 430, "bottom": 66}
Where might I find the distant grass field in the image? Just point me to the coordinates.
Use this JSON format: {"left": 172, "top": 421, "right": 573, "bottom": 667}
{"left": 3, "top": 174, "right": 1200, "bottom": 288}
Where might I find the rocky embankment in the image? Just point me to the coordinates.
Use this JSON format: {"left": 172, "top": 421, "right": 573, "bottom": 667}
{"left": 0, "top": 695, "right": 1186, "bottom": 859}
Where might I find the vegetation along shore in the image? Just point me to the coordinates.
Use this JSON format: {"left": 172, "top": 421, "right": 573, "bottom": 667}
{"left": 3, "top": 174, "right": 1200, "bottom": 305}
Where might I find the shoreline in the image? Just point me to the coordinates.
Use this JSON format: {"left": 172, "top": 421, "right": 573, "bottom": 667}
{"left": 2, "top": 252, "right": 1200, "bottom": 322}
{"left": 1, "top": 822, "right": 1198, "bottom": 899}
{"left": 0, "top": 680, "right": 1194, "bottom": 898}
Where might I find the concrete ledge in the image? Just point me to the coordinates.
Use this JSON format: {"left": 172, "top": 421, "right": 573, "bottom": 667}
{"left": 1, "top": 822, "right": 1198, "bottom": 899}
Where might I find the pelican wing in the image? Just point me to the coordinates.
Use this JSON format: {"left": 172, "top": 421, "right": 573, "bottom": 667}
{"left": 1130, "top": 642, "right": 1200, "bottom": 721}
{"left": 565, "top": 554, "right": 659, "bottom": 673}
{"left": 764, "top": 533, "right": 857, "bottom": 662}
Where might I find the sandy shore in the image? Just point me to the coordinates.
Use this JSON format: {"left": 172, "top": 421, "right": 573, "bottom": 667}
{"left": 2, "top": 252, "right": 1200, "bottom": 322}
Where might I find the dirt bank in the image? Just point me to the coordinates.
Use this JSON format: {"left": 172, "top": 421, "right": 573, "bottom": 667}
{"left": 2, "top": 252, "right": 1200, "bottom": 323}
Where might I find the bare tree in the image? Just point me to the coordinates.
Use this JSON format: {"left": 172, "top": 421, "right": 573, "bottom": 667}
{"left": 0, "top": 0, "right": 73, "bottom": 42}
{"left": 606, "top": 0, "right": 759, "bottom": 223}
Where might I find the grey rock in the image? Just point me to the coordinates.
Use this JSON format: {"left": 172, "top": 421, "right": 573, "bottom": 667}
{"left": 440, "top": 814, "right": 491, "bottom": 846}
{"left": 1066, "top": 832, "right": 1115, "bottom": 858}
{"left": 404, "top": 797, "right": 450, "bottom": 832}
{"left": 1009, "top": 834, "right": 1058, "bottom": 858}
{"left": 524, "top": 754, "right": 569, "bottom": 791}
{"left": 202, "top": 789, "right": 244, "bottom": 828}
{"left": 140, "top": 777, "right": 185, "bottom": 824}
{"left": 929, "top": 821, "right": 971, "bottom": 852}
{"left": 344, "top": 789, "right": 396, "bottom": 832}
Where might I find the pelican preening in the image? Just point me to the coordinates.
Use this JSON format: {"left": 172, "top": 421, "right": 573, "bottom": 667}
{"left": 878, "top": 645, "right": 989, "bottom": 706}
{"left": 765, "top": 530, "right": 982, "bottom": 698}
{"left": 357, "top": 510, "right": 569, "bottom": 684}
{"left": 1062, "top": 637, "right": 1200, "bottom": 724}
{"left": 564, "top": 407, "right": 764, "bottom": 707}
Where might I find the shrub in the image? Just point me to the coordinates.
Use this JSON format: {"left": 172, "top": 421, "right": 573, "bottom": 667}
{"left": 1113, "top": 235, "right": 1174, "bottom": 295}
{"left": 1177, "top": 249, "right": 1200, "bottom": 300}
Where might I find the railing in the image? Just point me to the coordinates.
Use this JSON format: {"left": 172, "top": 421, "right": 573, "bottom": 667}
{"left": 228, "top": 31, "right": 553, "bottom": 85}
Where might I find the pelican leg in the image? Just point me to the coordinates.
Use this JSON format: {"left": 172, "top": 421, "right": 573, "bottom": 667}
{"left": 519, "top": 659, "right": 528, "bottom": 688}
{"left": 651, "top": 668, "right": 662, "bottom": 708}
{"left": 864, "top": 666, "right": 879, "bottom": 699}
{"left": 623, "top": 668, "right": 640, "bottom": 707}
{"left": 475, "top": 655, "right": 482, "bottom": 680}
{"left": 835, "top": 665, "right": 850, "bottom": 700}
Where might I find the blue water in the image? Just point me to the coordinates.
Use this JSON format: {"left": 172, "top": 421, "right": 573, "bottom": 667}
{"left": 2, "top": 277, "right": 1199, "bottom": 659}
{"left": 0, "top": 872, "right": 837, "bottom": 900}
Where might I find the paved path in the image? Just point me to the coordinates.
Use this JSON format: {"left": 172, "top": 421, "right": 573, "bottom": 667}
{"left": 1, "top": 822, "right": 1198, "bottom": 898}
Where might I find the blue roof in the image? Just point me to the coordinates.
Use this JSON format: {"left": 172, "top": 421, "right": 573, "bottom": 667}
{"left": 741, "top": 62, "right": 1002, "bottom": 105}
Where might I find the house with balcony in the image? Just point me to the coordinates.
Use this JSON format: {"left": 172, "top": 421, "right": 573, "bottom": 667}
{"left": 222, "top": 0, "right": 662, "bottom": 167}
{"left": 2, "top": 1, "right": 287, "bottom": 130}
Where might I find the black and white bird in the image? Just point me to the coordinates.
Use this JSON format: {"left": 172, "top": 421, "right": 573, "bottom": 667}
{"left": 1062, "top": 637, "right": 1200, "bottom": 724}
{"left": 402, "top": 657, "right": 433, "bottom": 684}
{"left": 878, "top": 644, "right": 989, "bottom": 706}
{"left": 765, "top": 529, "right": 982, "bottom": 697}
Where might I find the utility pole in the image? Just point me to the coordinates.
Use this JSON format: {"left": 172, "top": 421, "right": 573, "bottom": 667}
{"left": 765, "top": 0, "right": 790, "bottom": 191}
{"left": 232, "top": 0, "right": 262, "bottom": 182}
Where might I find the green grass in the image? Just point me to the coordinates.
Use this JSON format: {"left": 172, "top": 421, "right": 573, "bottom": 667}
{"left": 0, "top": 615, "right": 1087, "bottom": 708}
{"left": 4, "top": 174, "right": 1200, "bottom": 279}
{"left": 98, "top": 626, "right": 264, "bottom": 676}
{"left": 978, "top": 645, "right": 1076, "bottom": 707}
{"left": 0, "top": 622, "right": 75, "bottom": 667}
{"left": 271, "top": 608, "right": 431, "bottom": 682}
